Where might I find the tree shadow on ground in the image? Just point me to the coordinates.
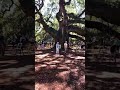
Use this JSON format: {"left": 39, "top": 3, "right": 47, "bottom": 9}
{"left": 0, "top": 55, "right": 34, "bottom": 69}
{"left": 86, "top": 47, "right": 120, "bottom": 90}
{"left": 0, "top": 55, "right": 35, "bottom": 89}
{"left": 35, "top": 49, "right": 85, "bottom": 90}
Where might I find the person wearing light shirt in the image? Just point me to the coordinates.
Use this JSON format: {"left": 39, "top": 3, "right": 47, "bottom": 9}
{"left": 64, "top": 41, "right": 68, "bottom": 53}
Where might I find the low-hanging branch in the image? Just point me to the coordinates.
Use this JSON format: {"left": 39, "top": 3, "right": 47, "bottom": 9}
{"left": 86, "top": 20, "right": 120, "bottom": 39}
{"left": 67, "top": 25, "right": 85, "bottom": 36}
{"left": 68, "top": 34, "right": 85, "bottom": 42}
{"left": 68, "top": 19, "right": 84, "bottom": 24}
{"left": 35, "top": 6, "right": 57, "bottom": 38}
{"left": 86, "top": 0, "right": 120, "bottom": 26}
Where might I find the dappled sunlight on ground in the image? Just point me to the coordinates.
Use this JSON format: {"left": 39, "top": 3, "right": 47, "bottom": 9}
{"left": 86, "top": 47, "right": 120, "bottom": 89}
{"left": 35, "top": 49, "right": 85, "bottom": 90}
{"left": 0, "top": 55, "right": 34, "bottom": 89}
{"left": 35, "top": 53, "right": 50, "bottom": 61}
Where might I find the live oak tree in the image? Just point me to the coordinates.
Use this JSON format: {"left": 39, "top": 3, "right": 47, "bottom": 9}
{"left": 35, "top": 0, "right": 85, "bottom": 49}
{"left": 1, "top": 0, "right": 120, "bottom": 45}
{"left": 0, "top": 0, "right": 85, "bottom": 50}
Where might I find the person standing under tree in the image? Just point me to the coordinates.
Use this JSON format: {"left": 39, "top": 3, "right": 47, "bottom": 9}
{"left": 64, "top": 41, "right": 68, "bottom": 54}
{"left": 41, "top": 41, "right": 45, "bottom": 50}
{"left": 56, "top": 42, "right": 60, "bottom": 54}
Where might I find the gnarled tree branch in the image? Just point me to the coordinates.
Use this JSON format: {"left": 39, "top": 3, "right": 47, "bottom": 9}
{"left": 86, "top": 20, "right": 120, "bottom": 39}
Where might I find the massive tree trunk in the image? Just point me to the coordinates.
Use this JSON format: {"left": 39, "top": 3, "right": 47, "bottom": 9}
{"left": 56, "top": 0, "right": 69, "bottom": 49}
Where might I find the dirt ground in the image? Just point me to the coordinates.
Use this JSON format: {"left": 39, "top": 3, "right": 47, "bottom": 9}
{"left": 35, "top": 50, "right": 85, "bottom": 90}
{"left": 0, "top": 49, "right": 85, "bottom": 90}
{"left": 0, "top": 55, "right": 34, "bottom": 90}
